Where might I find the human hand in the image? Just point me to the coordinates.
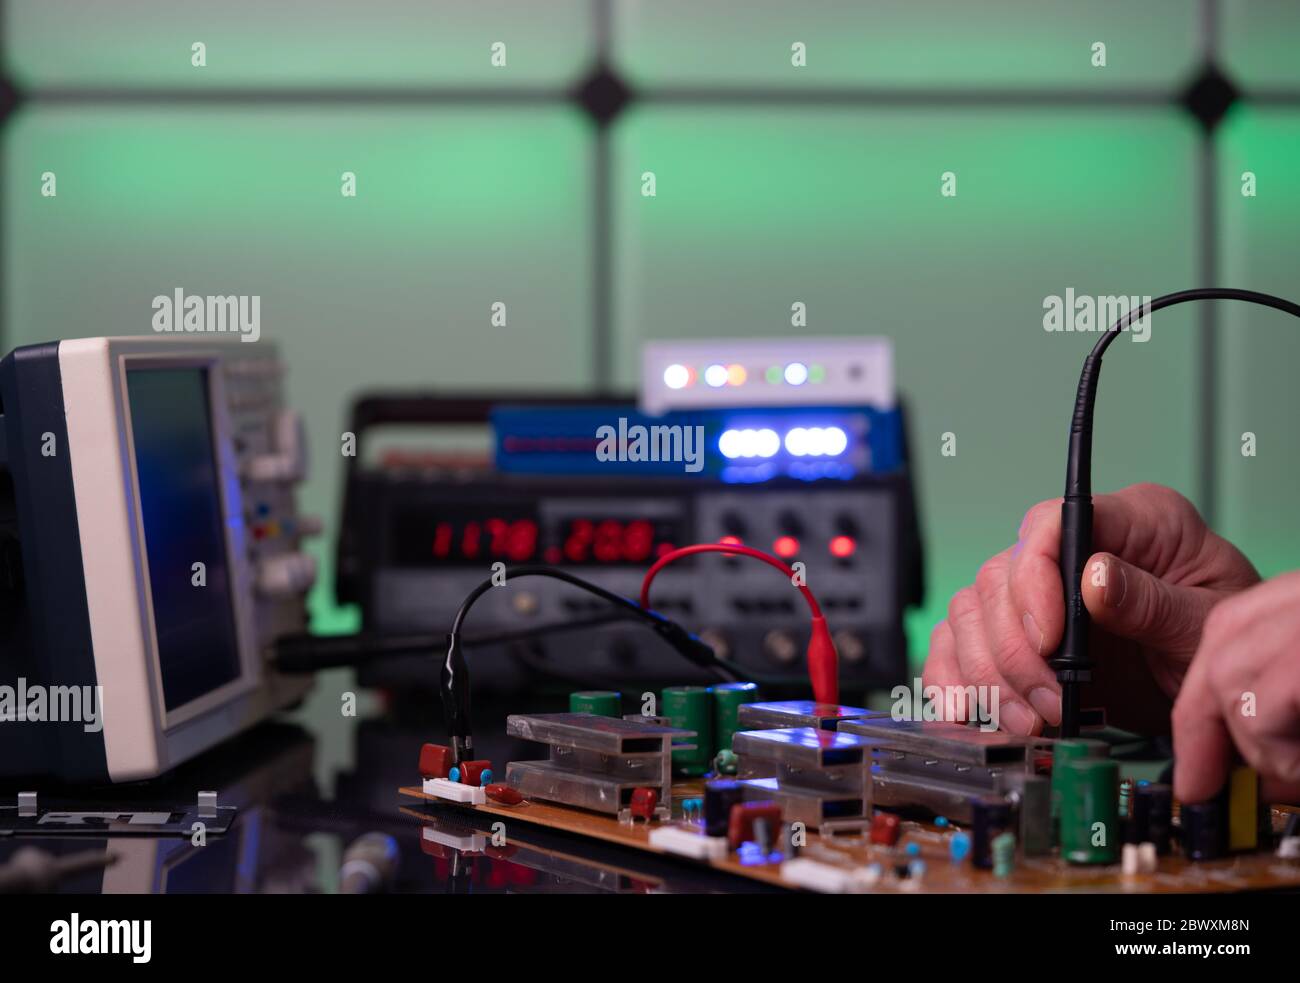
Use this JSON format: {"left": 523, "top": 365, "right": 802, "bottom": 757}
{"left": 923, "top": 483, "right": 1260, "bottom": 736}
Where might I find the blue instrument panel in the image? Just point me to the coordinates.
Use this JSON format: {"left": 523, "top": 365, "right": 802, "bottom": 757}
{"left": 491, "top": 404, "right": 903, "bottom": 482}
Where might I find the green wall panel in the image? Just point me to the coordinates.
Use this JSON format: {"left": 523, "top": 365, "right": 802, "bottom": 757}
{"left": 612, "top": 0, "right": 1199, "bottom": 91}
{"left": 1216, "top": 108, "right": 1300, "bottom": 580}
{"left": 611, "top": 107, "right": 1202, "bottom": 667}
{"left": 1222, "top": 0, "right": 1300, "bottom": 91}
{"left": 3, "top": 106, "right": 595, "bottom": 629}
{"left": 3, "top": 0, "right": 593, "bottom": 89}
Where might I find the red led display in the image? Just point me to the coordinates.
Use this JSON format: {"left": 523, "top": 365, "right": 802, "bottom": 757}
{"left": 560, "top": 518, "right": 663, "bottom": 565}
{"left": 393, "top": 505, "right": 679, "bottom": 567}
{"left": 429, "top": 517, "right": 537, "bottom": 562}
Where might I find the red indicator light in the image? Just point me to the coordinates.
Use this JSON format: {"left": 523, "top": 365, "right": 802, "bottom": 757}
{"left": 829, "top": 535, "right": 857, "bottom": 559}
{"left": 773, "top": 535, "right": 799, "bottom": 558}
{"left": 718, "top": 535, "right": 743, "bottom": 546}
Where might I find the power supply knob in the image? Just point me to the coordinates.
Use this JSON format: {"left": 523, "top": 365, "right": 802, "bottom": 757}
{"left": 721, "top": 512, "right": 747, "bottom": 539}
{"left": 699, "top": 629, "right": 730, "bottom": 661}
{"left": 833, "top": 630, "right": 867, "bottom": 665}
{"left": 777, "top": 510, "right": 804, "bottom": 537}
{"left": 763, "top": 629, "right": 800, "bottom": 665}
{"left": 511, "top": 591, "right": 539, "bottom": 616}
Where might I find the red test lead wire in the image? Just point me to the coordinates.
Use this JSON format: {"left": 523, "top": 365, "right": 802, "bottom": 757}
{"left": 638, "top": 543, "right": 840, "bottom": 704}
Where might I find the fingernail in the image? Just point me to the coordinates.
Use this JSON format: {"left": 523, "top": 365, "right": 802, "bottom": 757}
{"left": 1022, "top": 612, "right": 1043, "bottom": 654}
{"left": 1000, "top": 701, "right": 1036, "bottom": 735}
{"left": 1104, "top": 557, "right": 1127, "bottom": 607}
{"left": 1029, "top": 686, "right": 1061, "bottom": 725}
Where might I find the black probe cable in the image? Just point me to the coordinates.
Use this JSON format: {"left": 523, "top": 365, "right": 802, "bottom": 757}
{"left": 1052, "top": 288, "right": 1300, "bottom": 738}
{"left": 441, "top": 565, "right": 742, "bottom": 763}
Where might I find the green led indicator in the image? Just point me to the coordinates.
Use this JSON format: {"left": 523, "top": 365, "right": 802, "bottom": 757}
{"left": 765, "top": 365, "right": 782, "bottom": 384}
{"left": 809, "top": 363, "right": 826, "bottom": 383}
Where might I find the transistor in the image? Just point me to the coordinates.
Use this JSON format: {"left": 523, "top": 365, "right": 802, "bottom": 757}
{"left": 1181, "top": 798, "right": 1227, "bottom": 862}
{"left": 971, "top": 798, "right": 1013, "bottom": 870}
{"left": 1129, "top": 782, "right": 1172, "bottom": 855}
{"left": 704, "top": 780, "right": 745, "bottom": 838}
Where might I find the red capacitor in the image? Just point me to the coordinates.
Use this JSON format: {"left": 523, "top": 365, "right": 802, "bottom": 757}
{"left": 728, "top": 801, "right": 783, "bottom": 849}
{"left": 418, "top": 743, "right": 451, "bottom": 780}
{"left": 457, "top": 759, "right": 493, "bottom": 787}
{"left": 870, "top": 811, "right": 901, "bottom": 846}
{"left": 485, "top": 783, "right": 523, "bottom": 805}
{"left": 630, "top": 787, "right": 659, "bottom": 820}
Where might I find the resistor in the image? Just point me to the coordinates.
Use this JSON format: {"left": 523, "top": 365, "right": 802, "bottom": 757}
{"left": 991, "top": 832, "right": 1016, "bottom": 878}
{"left": 1118, "top": 778, "right": 1134, "bottom": 819}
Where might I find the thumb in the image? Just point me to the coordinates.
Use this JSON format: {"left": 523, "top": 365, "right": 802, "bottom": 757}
{"left": 1081, "top": 552, "right": 1217, "bottom": 652}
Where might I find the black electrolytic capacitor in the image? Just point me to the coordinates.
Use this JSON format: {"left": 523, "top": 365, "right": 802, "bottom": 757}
{"left": 1132, "top": 783, "right": 1173, "bottom": 855}
{"left": 704, "top": 780, "right": 744, "bottom": 838}
{"left": 971, "top": 798, "right": 1013, "bottom": 870}
{"left": 1181, "top": 799, "right": 1227, "bottom": 861}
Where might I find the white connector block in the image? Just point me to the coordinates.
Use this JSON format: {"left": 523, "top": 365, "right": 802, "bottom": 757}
{"left": 423, "top": 777, "right": 487, "bottom": 805}
{"left": 648, "top": 826, "right": 728, "bottom": 861}
{"left": 781, "top": 858, "right": 855, "bottom": 894}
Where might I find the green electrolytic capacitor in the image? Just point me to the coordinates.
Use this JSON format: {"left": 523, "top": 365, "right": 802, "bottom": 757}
{"left": 662, "top": 686, "right": 713, "bottom": 776}
{"left": 1050, "top": 738, "right": 1109, "bottom": 839}
{"left": 1059, "top": 757, "right": 1120, "bottom": 865}
{"left": 709, "top": 681, "right": 759, "bottom": 755}
{"left": 569, "top": 691, "right": 621, "bottom": 717}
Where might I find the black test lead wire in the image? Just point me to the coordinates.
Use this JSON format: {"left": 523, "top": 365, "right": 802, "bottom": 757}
{"left": 442, "top": 564, "right": 739, "bottom": 764}
{"left": 1053, "top": 288, "right": 1300, "bottom": 737}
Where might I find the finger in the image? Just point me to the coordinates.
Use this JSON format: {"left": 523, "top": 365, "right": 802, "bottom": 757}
{"left": 1007, "top": 499, "right": 1067, "bottom": 656}
{"left": 921, "top": 620, "right": 961, "bottom": 695}
{"left": 1009, "top": 488, "right": 1179, "bottom": 658}
{"left": 947, "top": 586, "right": 1039, "bottom": 735}
{"left": 1220, "top": 627, "right": 1300, "bottom": 792}
{"left": 1080, "top": 552, "right": 1221, "bottom": 651}
{"left": 1192, "top": 571, "right": 1300, "bottom": 641}
{"left": 1171, "top": 648, "right": 1236, "bottom": 803}
{"left": 974, "top": 550, "right": 1061, "bottom": 725}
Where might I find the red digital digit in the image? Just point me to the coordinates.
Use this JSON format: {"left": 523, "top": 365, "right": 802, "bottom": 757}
{"left": 564, "top": 519, "right": 593, "bottom": 563}
{"left": 623, "top": 519, "right": 654, "bottom": 562}
{"left": 432, "top": 521, "right": 452, "bottom": 558}
{"left": 461, "top": 520, "right": 481, "bottom": 558}
{"left": 507, "top": 519, "right": 537, "bottom": 562}
{"left": 486, "top": 517, "right": 509, "bottom": 556}
{"left": 594, "top": 519, "right": 622, "bottom": 564}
